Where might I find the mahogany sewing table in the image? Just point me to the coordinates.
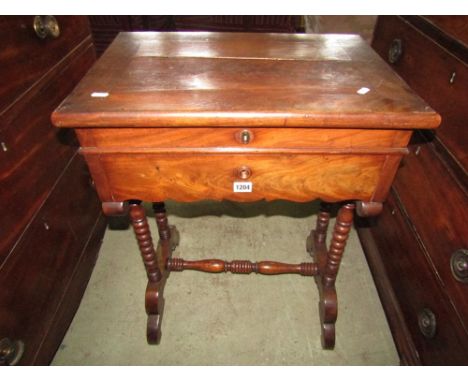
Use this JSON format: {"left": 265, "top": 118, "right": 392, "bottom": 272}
{"left": 52, "top": 32, "right": 440, "bottom": 349}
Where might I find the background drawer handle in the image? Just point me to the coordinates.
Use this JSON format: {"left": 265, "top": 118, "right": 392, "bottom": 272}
{"left": 0, "top": 338, "right": 24, "bottom": 366}
{"left": 33, "top": 15, "right": 60, "bottom": 39}
{"left": 418, "top": 308, "right": 437, "bottom": 339}
{"left": 388, "top": 38, "right": 403, "bottom": 64}
{"left": 451, "top": 249, "right": 468, "bottom": 283}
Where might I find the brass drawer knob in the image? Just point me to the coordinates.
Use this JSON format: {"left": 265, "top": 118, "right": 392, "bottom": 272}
{"left": 450, "top": 249, "right": 468, "bottom": 283}
{"left": 235, "top": 129, "right": 253, "bottom": 144}
{"left": 388, "top": 38, "right": 403, "bottom": 64}
{"left": 33, "top": 16, "right": 60, "bottom": 39}
{"left": 0, "top": 338, "right": 25, "bottom": 366}
{"left": 418, "top": 308, "right": 437, "bottom": 339}
{"left": 236, "top": 166, "right": 252, "bottom": 180}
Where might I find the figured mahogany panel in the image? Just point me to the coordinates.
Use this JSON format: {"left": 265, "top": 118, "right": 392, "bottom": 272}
{"left": 76, "top": 127, "right": 411, "bottom": 150}
{"left": 52, "top": 32, "right": 440, "bottom": 130}
{"left": 83, "top": 152, "right": 389, "bottom": 203}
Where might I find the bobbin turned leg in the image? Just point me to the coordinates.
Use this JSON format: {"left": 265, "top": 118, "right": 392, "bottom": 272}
{"left": 128, "top": 201, "right": 166, "bottom": 344}
{"left": 153, "top": 202, "right": 179, "bottom": 257}
{"left": 306, "top": 202, "right": 331, "bottom": 256}
{"left": 319, "top": 203, "right": 355, "bottom": 349}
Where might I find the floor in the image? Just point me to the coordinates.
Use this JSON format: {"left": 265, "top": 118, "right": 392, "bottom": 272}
{"left": 52, "top": 200, "right": 399, "bottom": 365}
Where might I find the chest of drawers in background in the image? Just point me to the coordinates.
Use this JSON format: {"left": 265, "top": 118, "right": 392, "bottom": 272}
{"left": 88, "top": 16, "right": 304, "bottom": 56}
{"left": 358, "top": 15, "right": 468, "bottom": 365}
{"left": 0, "top": 16, "right": 107, "bottom": 365}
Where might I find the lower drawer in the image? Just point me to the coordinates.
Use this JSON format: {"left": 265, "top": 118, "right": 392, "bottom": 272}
{"left": 393, "top": 136, "right": 468, "bottom": 329}
{"left": 0, "top": 153, "right": 104, "bottom": 365}
{"left": 369, "top": 190, "right": 468, "bottom": 365}
{"left": 83, "top": 152, "right": 393, "bottom": 203}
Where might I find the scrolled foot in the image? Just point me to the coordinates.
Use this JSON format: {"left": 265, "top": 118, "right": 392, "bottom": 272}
{"left": 147, "top": 314, "right": 162, "bottom": 344}
{"left": 318, "top": 286, "right": 337, "bottom": 350}
{"left": 145, "top": 281, "right": 165, "bottom": 344}
{"left": 321, "top": 323, "right": 336, "bottom": 350}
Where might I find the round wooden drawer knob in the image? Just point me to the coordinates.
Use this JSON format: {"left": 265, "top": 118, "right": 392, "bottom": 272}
{"left": 450, "top": 249, "right": 468, "bottom": 283}
{"left": 236, "top": 166, "right": 252, "bottom": 180}
{"left": 418, "top": 308, "right": 437, "bottom": 339}
{"left": 388, "top": 38, "right": 403, "bottom": 64}
{"left": 0, "top": 338, "right": 24, "bottom": 366}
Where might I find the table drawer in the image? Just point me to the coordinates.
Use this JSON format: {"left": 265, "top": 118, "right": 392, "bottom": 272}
{"left": 372, "top": 16, "right": 468, "bottom": 169}
{"left": 76, "top": 127, "right": 411, "bottom": 151}
{"left": 0, "top": 16, "right": 91, "bottom": 113}
{"left": 83, "top": 152, "right": 391, "bottom": 203}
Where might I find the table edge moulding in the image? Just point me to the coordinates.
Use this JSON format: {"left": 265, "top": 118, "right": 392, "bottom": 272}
{"left": 51, "top": 31, "right": 440, "bottom": 349}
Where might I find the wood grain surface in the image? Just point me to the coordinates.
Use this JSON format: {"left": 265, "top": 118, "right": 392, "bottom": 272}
{"left": 52, "top": 32, "right": 440, "bottom": 129}
{"left": 359, "top": 16, "right": 468, "bottom": 365}
{"left": 76, "top": 127, "right": 411, "bottom": 150}
{"left": 0, "top": 43, "right": 95, "bottom": 261}
{"left": 0, "top": 16, "right": 90, "bottom": 113}
{"left": 83, "top": 152, "right": 388, "bottom": 203}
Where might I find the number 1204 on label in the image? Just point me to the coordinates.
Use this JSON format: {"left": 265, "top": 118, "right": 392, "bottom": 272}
{"left": 233, "top": 182, "right": 253, "bottom": 193}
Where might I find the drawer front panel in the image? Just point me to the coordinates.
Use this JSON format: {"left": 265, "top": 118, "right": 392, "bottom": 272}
{"left": 0, "top": 44, "right": 96, "bottom": 263}
{"left": 76, "top": 127, "right": 411, "bottom": 151}
{"left": 0, "top": 16, "right": 90, "bottom": 113}
{"left": 84, "top": 153, "right": 388, "bottom": 203}
{"left": 423, "top": 16, "right": 468, "bottom": 47}
{"left": 372, "top": 191, "right": 468, "bottom": 365}
{"left": 0, "top": 154, "right": 103, "bottom": 365}
{"left": 393, "top": 137, "right": 468, "bottom": 329}
{"left": 372, "top": 16, "right": 468, "bottom": 169}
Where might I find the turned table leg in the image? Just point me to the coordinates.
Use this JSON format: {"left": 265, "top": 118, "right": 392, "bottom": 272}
{"left": 306, "top": 202, "right": 331, "bottom": 257}
{"left": 320, "top": 203, "right": 354, "bottom": 349}
{"left": 104, "top": 199, "right": 380, "bottom": 349}
{"left": 128, "top": 201, "right": 179, "bottom": 344}
{"left": 128, "top": 202, "right": 163, "bottom": 344}
{"left": 307, "top": 202, "right": 355, "bottom": 349}
{"left": 153, "top": 202, "right": 180, "bottom": 259}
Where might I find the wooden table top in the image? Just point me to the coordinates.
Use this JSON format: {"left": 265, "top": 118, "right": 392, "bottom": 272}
{"left": 52, "top": 32, "right": 440, "bottom": 129}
